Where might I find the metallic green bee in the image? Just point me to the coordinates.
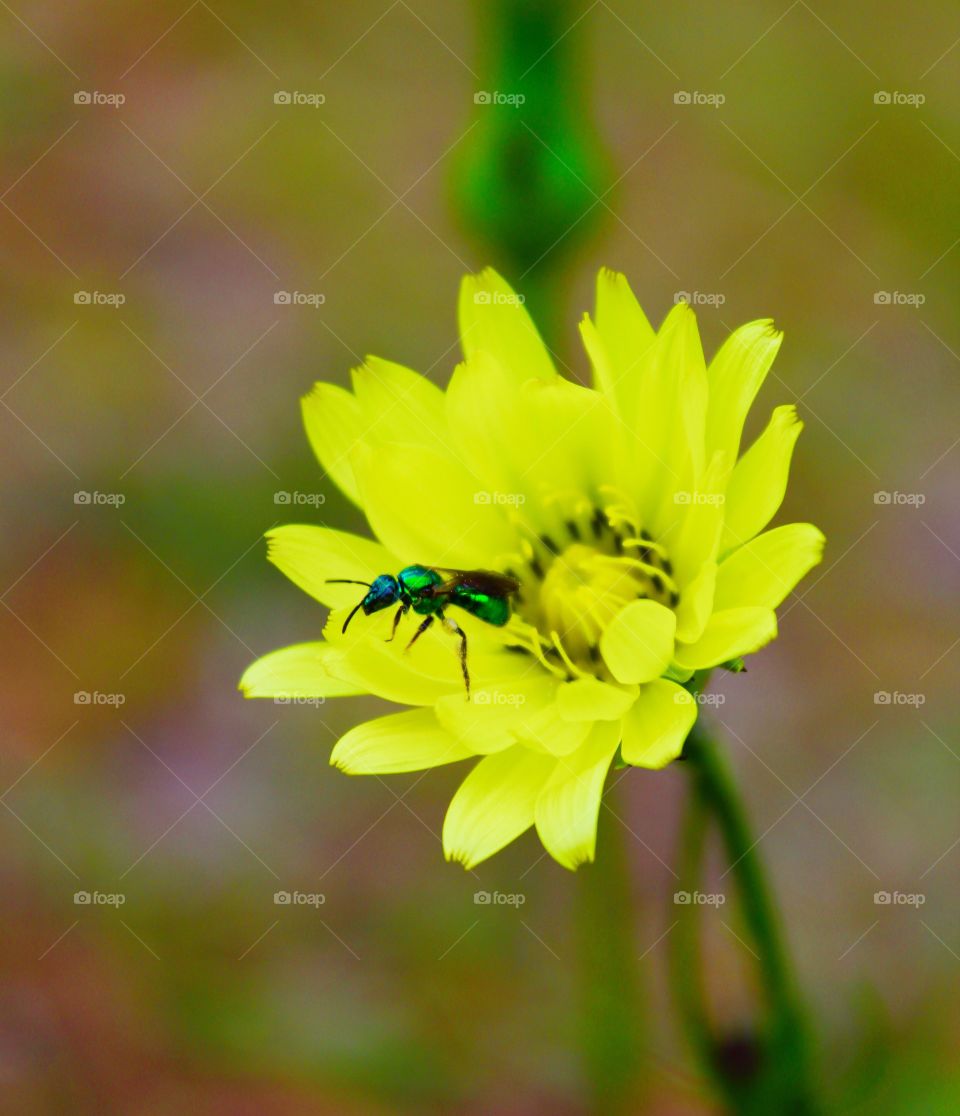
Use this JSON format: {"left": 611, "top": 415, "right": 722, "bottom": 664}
{"left": 327, "top": 565, "right": 520, "bottom": 696}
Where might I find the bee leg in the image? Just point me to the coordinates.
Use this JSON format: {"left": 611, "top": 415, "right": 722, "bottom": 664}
{"left": 385, "top": 602, "right": 409, "bottom": 642}
{"left": 404, "top": 614, "right": 434, "bottom": 652}
{"left": 440, "top": 612, "right": 470, "bottom": 698}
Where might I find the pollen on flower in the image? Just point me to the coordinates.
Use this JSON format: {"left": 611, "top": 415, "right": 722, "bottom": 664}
{"left": 502, "top": 494, "right": 678, "bottom": 682}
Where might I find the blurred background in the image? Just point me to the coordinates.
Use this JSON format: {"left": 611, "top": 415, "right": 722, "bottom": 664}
{"left": 1, "top": 1, "right": 958, "bottom": 1112}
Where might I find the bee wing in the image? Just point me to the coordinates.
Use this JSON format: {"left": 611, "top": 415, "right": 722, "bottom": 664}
{"left": 431, "top": 568, "right": 521, "bottom": 596}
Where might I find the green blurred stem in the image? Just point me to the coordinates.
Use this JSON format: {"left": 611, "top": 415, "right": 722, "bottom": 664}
{"left": 674, "top": 720, "right": 820, "bottom": 1114}
{"left": 577, "top": 789, "right": 643, "bottom": 1115}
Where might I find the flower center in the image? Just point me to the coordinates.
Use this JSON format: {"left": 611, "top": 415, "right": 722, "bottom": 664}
{"left": 502, "top": 495, "right": 678, "bottom": 680}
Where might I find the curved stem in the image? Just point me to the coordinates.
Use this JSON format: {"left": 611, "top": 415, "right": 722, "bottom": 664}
{"left": 675, "top": 724, "right": 821, "bottom": 1114}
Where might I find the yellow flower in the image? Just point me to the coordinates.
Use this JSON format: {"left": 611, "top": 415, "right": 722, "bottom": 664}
{"left": 241, "top": 269, "right": 824, "bottom": 871}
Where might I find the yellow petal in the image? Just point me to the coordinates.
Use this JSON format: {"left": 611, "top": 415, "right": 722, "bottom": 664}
{"left": 350, "top": 356, "right": 449, "bottom": 457}
{"left": 435, "top": 672, "right": 560, "bottom": 754}
{"left": 352, "top": 441, "right": 516, "bottom": 568}
{"left": 721, "top": 405, "right": 803, "bottom": 551}
{"left": 534, "top": 722, "right": 620, "bottom": 870}
{"left": 555, "top": 677, "right": 637, "bottom": 721}
{"left": 621, "top": 679, "right": 697, "bottom": 768}
{"left": 705, "top": 319, "right": 783, "bottom": 468}
{"left": 715, "top": 523, "right": 825, "bottom": 610}
{"left": 266, "top": 525, "right": 395, "bottom": 609}
{"left": 600, "top": 599, "right": 677, "bottom": 684}
{"left": 239, "top": 642, "right": 364, "bottom": 698}
{"left": 300, "top": 382, "right": 364, "bottom": 505}
{"left": 586, "top": 268, "right": 656, "bottom": 418}
{"left": 673, "top": 607, "right": 777, "bottom": 670}
{"left": 673, "top": 561, "right": 717, "bottom": 644}
{"left": 458, "top": 268, "right": 555, "bottom": 383}
{"left": 331, "top": 708, "right": 473, "bottom": 774}
{"left": 443, "top": 745, "right": 556, "bottom": 868}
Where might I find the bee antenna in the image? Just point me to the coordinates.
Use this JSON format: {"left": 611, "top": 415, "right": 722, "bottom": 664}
{"left": 326, "top": 578, "right": 372, "bottom": 587}
{"left": 341, "top": 600, "right": 365, "bottom": 634}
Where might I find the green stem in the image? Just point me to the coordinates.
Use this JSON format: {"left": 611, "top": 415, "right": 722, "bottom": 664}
{"left": 675, "top": 724, "right": 821, "bottom": 1114}
{"left": 577, "top": 792, "right": 643, "bottom": 1115}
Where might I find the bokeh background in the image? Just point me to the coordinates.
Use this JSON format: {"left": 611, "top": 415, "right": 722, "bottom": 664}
{"left": 1, "top": 2, "right": 958, "bottom": 1112}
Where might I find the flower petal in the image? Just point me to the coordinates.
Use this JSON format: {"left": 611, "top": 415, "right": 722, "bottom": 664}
{"left": 239, "top": 642, "right": 364, "bottom": 698}
{"left": 555, "top": 677, "right": 637, "bottom": 721}
{"left": 715, "top": 523, "right": 825, "bottom": 610}
{"left": 621, "top": 679, "right": 696, "bottom": 768}
{"left": 585, "top": 268, "right": 656, "bottom": 418}
{"left": 301, "top": 382, "right": 365, "bottom": 505}
{"left": 266, "top": 525, "right": 395, "bottom": 609}
{"left": 443, "top": 745, "right": 556, "bottom": 868}
{"left": 458, "top": 268, "right": 555, "bottom": 383}
{"left": 331, "top": 708, "right": 473, "bottom": 774}
{"left": 350, "top": 356, "right": 449, "bottom": 457}
{"left": 600, "top": 599, "right": 677, "bottom": 684}
{"left": 673, "top": 607, "right": 777, "bottom": 670}
{"left": 721, "top": 405, "right": 803, "bottom": 551}
{"left": 435, "top": 672, "right": 560, "bottom": 754}
{"left": 705, "top": 319, "right": 783, "bottom": 469}
{"left": 534, "top": 722, "right": 620, "bottom": 870}
{"left": 352, "top": 441, "right": 516, "bottom": 568}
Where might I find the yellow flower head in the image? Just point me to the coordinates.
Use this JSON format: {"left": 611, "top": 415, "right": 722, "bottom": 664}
{"left": 241, "top": 268, "right": 824, "bottom": 871}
